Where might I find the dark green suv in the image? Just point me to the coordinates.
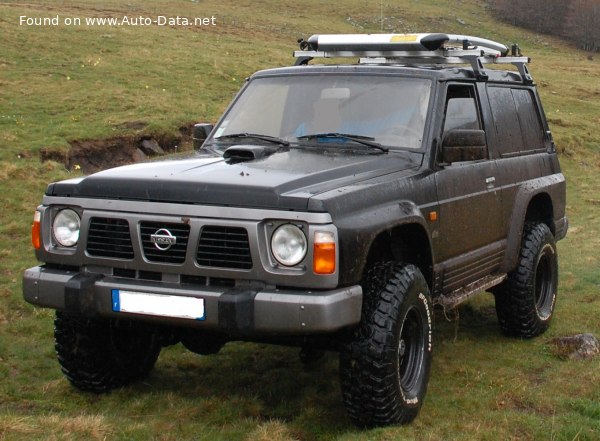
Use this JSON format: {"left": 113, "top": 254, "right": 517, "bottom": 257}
{"left": 24, "top": 33, "right": 567, "bottom": 427}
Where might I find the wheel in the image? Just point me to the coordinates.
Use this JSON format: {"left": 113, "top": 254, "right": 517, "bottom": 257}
{"left": 54, "top": 311, "right": 162, "bottom": 392}
{"left": 339, "top": 262, "right": 433, "bottom": 427}
{"left": 494, "top": 222, "right": 558, "bottom": 338}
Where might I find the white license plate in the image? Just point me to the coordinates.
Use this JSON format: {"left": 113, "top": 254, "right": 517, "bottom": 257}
{"left": 111, "top": 290, "right": 205, "bottom": 321}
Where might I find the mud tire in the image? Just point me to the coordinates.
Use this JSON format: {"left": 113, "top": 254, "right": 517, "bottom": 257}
{"left": 54, "top": 311, "right": 162, "bottom": 392}
{"left": 494, "top": 222, "right": 558, "bottom": 338}
{"left": 339, "top": 262, "right": 433, "bottom": 427}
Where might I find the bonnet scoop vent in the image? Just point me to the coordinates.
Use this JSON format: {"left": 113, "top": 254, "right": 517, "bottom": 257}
{"left": 223, "top": 145, "right": 279, "bottom": 163}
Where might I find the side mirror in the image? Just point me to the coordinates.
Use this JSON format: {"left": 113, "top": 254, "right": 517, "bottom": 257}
{"left": 441, "top": 129, "right": 487, "bottom": 163}
{"left": 193, "top": 123, "right": 214, "bottom": 149}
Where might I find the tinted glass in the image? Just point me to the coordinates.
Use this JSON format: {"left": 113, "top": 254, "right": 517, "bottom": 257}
{"left": 512, "top": 89, "right": 544, "bottom": 151}
{"left": 488, "top": 86, "right": 524, "bottom": 155}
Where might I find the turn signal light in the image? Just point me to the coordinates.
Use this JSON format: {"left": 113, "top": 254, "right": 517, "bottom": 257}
{"left": 313, "top": 231, "right": 336, "bottom": 274}
{"left": 32, "top": 211, "right": 41, "bottom": 250}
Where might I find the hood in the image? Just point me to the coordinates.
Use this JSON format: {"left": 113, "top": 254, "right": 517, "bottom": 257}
{"left": 47, "top": 148, "right": 421, "bottom": 210}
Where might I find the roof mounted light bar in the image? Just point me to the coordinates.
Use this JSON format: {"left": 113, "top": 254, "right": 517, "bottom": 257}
{"left": 294, "top": 33, "right": 532, "bottom": 83}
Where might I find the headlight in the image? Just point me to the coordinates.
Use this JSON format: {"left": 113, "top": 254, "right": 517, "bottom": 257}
{"left": 52, "top": 209, "right": 80, "bottom": 247}
{"left": 271, "top": 224, "right": 307, "bottom": 266}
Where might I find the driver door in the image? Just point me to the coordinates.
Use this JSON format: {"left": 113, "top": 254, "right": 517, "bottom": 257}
{"left": 434, "top": 83, "right": 503, "bottom": 293}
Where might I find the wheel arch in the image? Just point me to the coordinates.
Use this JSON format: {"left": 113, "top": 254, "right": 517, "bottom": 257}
{"left": 525, "top": 192, "right": 555, "bottom": 233}
{"left": 364, "top": 222, "right": 434, "bottom": 290}
{"left": 501, "top": 189, "right": 555, "bottom": 272}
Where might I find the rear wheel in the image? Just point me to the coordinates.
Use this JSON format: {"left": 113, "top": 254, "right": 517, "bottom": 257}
{"left": 54, "top": 311, "right": 162, "bottom": 392}
{"left": 339, "top": 262, "right": 433, "bottom": 427}
{"left": 494, "top": 222, "right": 558, "bottom": 338}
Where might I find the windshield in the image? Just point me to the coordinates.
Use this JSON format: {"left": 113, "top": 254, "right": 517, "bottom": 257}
{"left": 210, "top": 74, "right": 432, "bottom": 151}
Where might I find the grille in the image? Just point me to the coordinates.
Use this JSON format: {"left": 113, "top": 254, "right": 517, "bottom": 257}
{"left": 87, "top": 218, "right": 134, "bottom": 259}
{"left": 197, "top": 226, "right": 252, "bottom": 269}
{"left": 140, "top": 222, "right": 190, "bottom": 264}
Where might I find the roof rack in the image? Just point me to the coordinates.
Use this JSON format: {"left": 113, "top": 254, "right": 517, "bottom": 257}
{"left": 294, "top": 33, "right": 532, "bottom": 83}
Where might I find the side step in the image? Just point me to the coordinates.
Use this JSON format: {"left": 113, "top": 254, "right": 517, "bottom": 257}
{"left": 435, "top": 274, "right": 507, "bottom": 310}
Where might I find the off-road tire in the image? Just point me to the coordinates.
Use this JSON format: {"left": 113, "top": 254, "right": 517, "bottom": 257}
{"left": 54, "top": 311, "right": 162, "bottom": 392}
{"left": 494, "top": 222, "right": 558, "bottom": 338}
{"left": 339, "top": 262, "right": 433, "bottom": 427}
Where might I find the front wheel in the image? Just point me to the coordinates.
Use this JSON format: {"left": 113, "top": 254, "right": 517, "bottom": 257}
{"left": 54, "top": 312, "right": 162, "bottom": 392}
{"left": 339, "top": 262, "right": 433, "bottom": 427}
{"left": 494, "top": 222, "right": 558, "bottom": 338}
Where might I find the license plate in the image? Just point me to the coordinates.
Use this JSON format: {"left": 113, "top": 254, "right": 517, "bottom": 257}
{"left": 111, "top": 290, "right": 205, "bottom": 321}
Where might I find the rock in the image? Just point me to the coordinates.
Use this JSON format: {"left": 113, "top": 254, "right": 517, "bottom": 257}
{"left": 133, "top": 148, "right": 147, "bottom": 163}
{"left": 457, "top": 18, "right": 466, "bottom": 25}
{"left": 140, "top": 138, "right": 164, "bottom": 155}
{"left": 550, "top": 334, "right": 599, "bottom": 360}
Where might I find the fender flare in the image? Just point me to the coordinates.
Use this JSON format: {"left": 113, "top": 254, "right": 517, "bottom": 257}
{"left": 334, "top": 200, "right": 434, "bottom": 285}
{"left": 501, "top": 179, "right": 556, "bottom": 272}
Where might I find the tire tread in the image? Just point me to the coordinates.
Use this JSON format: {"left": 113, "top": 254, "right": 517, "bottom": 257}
{"left": 340, "top": 262, "right": 431, "bottom": 427}
{"left": 55, "top": 312, "right": 161, "bottom": 392}
{"left": 495, "top": 222, "right": 557, "bottom": 338}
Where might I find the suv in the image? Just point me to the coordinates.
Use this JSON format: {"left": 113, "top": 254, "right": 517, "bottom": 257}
{"left": 24, "top": 33, "right": 567, "bottom": 427}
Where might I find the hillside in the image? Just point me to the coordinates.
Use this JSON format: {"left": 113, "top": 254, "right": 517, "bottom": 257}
{"left": 489, "top": 0, "right": 600, "bottom": 52}
{"left": 0, "top": 1, "right": 599, "bottom": 440}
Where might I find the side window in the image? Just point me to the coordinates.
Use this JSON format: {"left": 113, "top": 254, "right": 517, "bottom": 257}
{"left": 443, "top": 85, "right": 481, "bottom": 132}
{"left": 488, "top": 86, "right": 545, "bottom": 156}
{"left": 511, "top": 89, "right": 545, "bottom": 151}
{"left": 487, "top": 86, "right": 523, "bottom": 155}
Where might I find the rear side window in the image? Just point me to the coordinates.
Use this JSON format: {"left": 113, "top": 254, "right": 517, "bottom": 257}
{"left": 512, "top": 89, "right": 544, "bottom": 151}
{"left": 488, "top": 86, "right": 545, "bottom": 156}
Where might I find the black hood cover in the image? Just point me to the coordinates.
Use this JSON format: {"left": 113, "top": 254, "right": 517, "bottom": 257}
{"left": 48, "top": 148, "right": 420, "bottom": 210}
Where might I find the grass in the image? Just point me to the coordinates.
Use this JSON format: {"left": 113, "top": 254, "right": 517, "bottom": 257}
{"left": 1, "top": 0, "right": 599, "bottom": 439}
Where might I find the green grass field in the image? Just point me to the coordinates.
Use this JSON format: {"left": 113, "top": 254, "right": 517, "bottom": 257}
{"left": 1, "top": 0, "right": 599, "bottom": 439}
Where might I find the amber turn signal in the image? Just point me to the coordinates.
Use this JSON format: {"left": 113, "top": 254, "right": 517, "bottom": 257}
{"left": 313, "top": 231, "right": 336, "bottom": 274}
{"left": 32, "top": 211, "right": 41, "bottom": 250}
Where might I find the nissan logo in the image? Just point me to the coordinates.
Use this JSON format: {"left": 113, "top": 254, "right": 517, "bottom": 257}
{"left": 150, "top": 228, "right": 177, "bottom": 251}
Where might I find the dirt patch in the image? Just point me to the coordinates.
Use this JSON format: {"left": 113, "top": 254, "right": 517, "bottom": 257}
{"left": 40, "top": 123, "right": 195, "bottom": 174}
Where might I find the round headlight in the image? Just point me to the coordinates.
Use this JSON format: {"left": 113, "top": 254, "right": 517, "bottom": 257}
{"left": 52, "top": 209, "right": 80, "bottom": 247}
{"left": 271, "top": 224, "right": 307, "bottom": 266}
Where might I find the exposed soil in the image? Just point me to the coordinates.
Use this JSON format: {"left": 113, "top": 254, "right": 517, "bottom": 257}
{"left": 40, "top": 123, "right": 195, "bottom": 174}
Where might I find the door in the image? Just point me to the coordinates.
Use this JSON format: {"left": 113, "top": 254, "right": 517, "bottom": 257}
{"left": 434, "top": 84, "right": 504, "bottom": 292}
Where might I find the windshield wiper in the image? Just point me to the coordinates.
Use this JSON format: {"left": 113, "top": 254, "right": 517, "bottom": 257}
{"left": 214, "top": 133, "right": 290, "bottom": 147}
{"left": 297, "top": 132, "right": 389, "bottom": 152}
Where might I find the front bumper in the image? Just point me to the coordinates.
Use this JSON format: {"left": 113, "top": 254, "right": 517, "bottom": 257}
{"left": 23, "top": 266, "right": 362, "bottom": 335}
